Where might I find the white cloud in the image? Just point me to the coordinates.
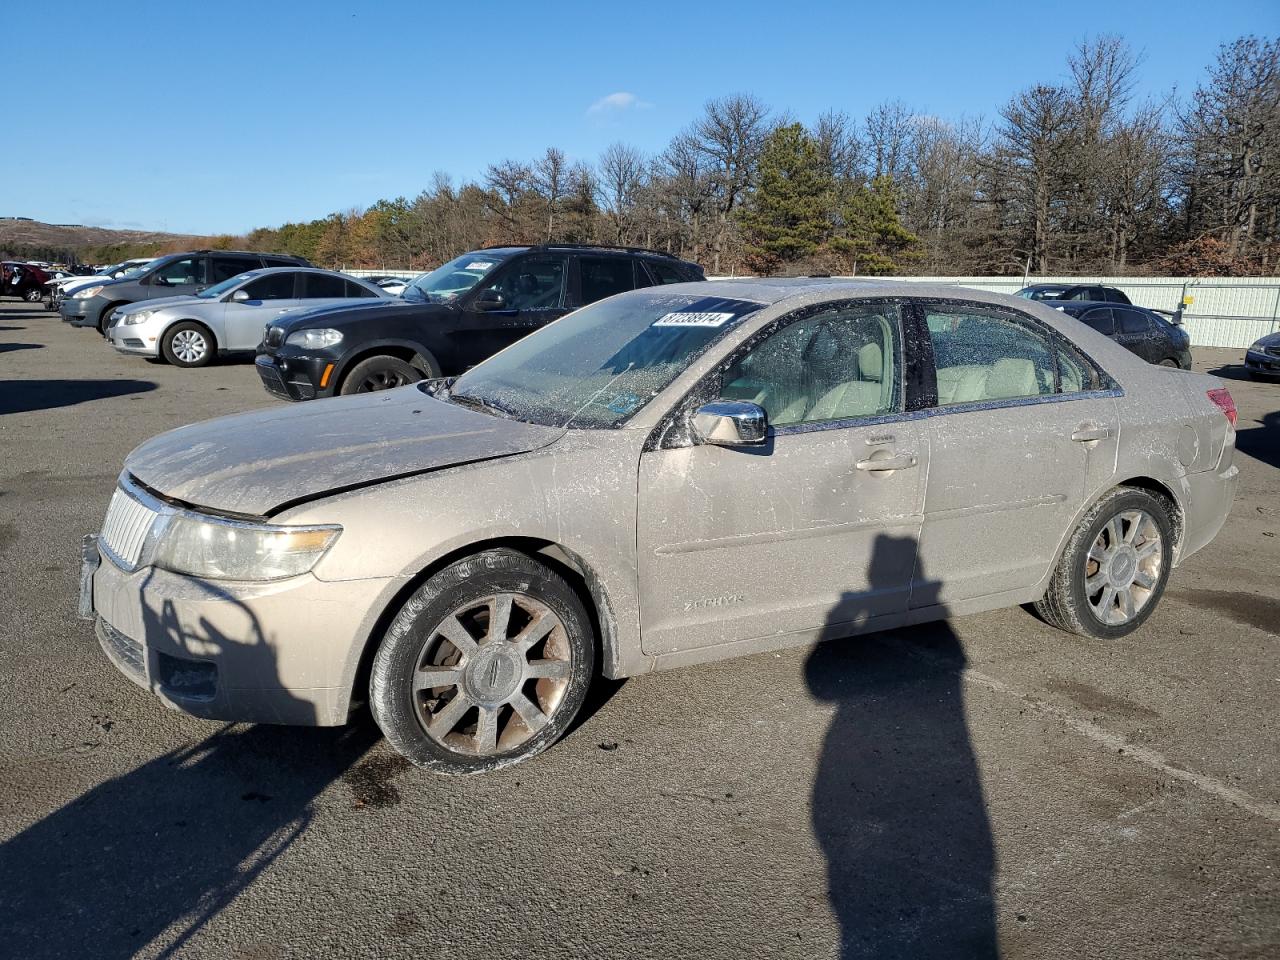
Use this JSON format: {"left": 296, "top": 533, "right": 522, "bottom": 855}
{"left": 586, "top": 91, "right": 653, "bottom": 117}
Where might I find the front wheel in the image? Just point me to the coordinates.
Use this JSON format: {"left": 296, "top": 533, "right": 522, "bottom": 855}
{"left": 338, "top": 355, "right": 423, "bottom": 394}
{"left": 161, "top": 321, "right": 215, "bottom": 367}
{"left": 1158, "top": 358, "right": 1179, "bottom": 368}
{"left": 1034, "top": 487, "right": 1175, "bottom": 639}
{"left": 370, "top": 549, "right": 596, "bottom": 774}
{"left": 23, "top": 288, "right": 42, "bottom": 303}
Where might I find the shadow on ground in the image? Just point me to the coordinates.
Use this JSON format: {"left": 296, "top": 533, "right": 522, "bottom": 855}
{"left": 1233, "top": 409, "right": 1279, "bottom": 470}
{"left": 0, "top": 342, "right": 43, "bottom": 354}
{"left": 0, "top": 378, "right": 156, "bottom": 415}
{"left": 808, "top": 533, "right": 997, "bottom": 959}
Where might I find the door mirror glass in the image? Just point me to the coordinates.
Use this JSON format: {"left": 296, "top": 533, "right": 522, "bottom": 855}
{"left": 230, "top": 289, "right": 251, "bottom": 302}
{"left": 692, "top": 401, "right": 768, "bottom": 446}
{"left": 474, "top": 289, "right": 507, "bottom": 312}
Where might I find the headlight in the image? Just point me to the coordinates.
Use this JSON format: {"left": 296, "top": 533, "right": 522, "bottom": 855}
{"left": 285, "top": 328, "right": 343, "bottom": 349}
{"left": 72, "top": 285, "right": 104, "bottom": 299}
{"left": 154, "top": 513, "right": 341, "bottom": 581}
{"left": 123, "top": 310, "right": 154, "bottom": 325}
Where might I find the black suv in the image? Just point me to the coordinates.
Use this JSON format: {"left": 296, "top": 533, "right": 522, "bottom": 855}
{"left": 255, "top": 244, "right": 705, "bottom": 400}
{"left": 1056, "top": 301, "right": 1192, "bottom": 369}
{"left": 1015, "top": 282, "right": 1132, "bottom": 304}
{"left": 61, "top": 249, "right": 310, "bottom": 332}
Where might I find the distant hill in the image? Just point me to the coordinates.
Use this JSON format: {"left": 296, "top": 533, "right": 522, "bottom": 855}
{"left": 0, "top": 218, "right": 210, "bottom": 260}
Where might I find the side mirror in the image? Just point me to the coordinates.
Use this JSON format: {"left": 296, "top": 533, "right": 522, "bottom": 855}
{"left": 230, "top": 289, "right": 251, "bottom": 302}
{"left": 692, "top": 401, "right": 768, "bottom": 447}
{"left": 473, "top": 289, "right": 507, "bottom": 312}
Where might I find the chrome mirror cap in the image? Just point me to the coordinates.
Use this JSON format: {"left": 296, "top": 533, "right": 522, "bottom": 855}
{"left": 692, "top": 401, "right": 769, "bottom": 447}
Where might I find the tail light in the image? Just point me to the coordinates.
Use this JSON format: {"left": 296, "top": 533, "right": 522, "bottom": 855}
{"left": 1207, "top": 388, "right": 1237, "bottom": 428}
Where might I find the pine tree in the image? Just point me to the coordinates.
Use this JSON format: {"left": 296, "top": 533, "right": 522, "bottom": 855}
{"left": 739, "top": 123, "right": 832, "bottom": 272}
{"left": 831, "top": 175, "right": 920, "bottom": 275}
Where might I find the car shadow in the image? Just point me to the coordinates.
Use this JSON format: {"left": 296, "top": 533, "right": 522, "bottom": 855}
{"left": 0, "top": 342, "right": 43, "bottom": 354}
{"left": 807, "top": 533, "right": 997, "bottom": 959}
{"left": 0, "top": 324, "right": 27, "bottom": 331}
{"left": 1234, "top": 408, "right": 1279, "bottom": 470}
{"left": 0, "top": 581, "right": 377, "bottom": 958}
{"left": 1206, "top": 364, "right": 1261, "bottom": 383}
{"left": 0, "top": 379, "right": 157, "bottom": 415}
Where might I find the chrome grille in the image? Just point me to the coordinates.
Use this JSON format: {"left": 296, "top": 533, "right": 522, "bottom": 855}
{"left": 99, "top": 487, "right": 158, "bottom": 568}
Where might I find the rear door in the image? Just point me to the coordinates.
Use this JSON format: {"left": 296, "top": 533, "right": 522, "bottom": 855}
{"left": 223, "top": 272, "right": 301, "bottom": 350}
{"left": 1115, "top": 307, "right": 1162, "bottom": 363}
{"left": 1078, "top": 306, "right": 1115, "bottom": 337}
{"left": 915, "top": 301, "right": 1119, "bottom": 606}
{"left": 573, "top": 254, "right": 637, "bottom": 308}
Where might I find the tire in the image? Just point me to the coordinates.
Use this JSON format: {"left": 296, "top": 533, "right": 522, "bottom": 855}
{"left": 97, "top": 302, "right": 126, "bottom": 334}
{"left": 370, "top": 548, "right": 596, "bottom": 774}
{"left": 338, "top": 355, "right": 424, "bottom": 395}
{"left": 1034, "top": 487, "right": 1175, "bottom": 639}
{"left": 23, "top": 288, "right": 42, "bottom": 303}
{"left": 161, "top": 321, "right": 215, "bottom": 368}
{"left": 1158, "top": 358, "right": 1179, "bottom": 368}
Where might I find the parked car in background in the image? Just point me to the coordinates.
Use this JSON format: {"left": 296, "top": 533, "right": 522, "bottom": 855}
{"left": 374, "top": 276, "right": 411, "bottom": 296}
{"left": 1054, "top": 301, "right": 1192, "bottom": 369}
{"left": 1, "top": 261, "right": 51, "bottom": 302}
{"left": 83, "top": 279, "right": 1239, "bottom": 773}
{"left": 1244, "top": 333, "right": 1280, "bottom": 379}
{"left": 60, "top": 250, "right": 310, "bottom": 332}
{"left": 1016, "top": 283, "right": 1132, "bottom": 304}
{"left": 107, "top": 268, "right": 389, "bottom": 367}
{"left": 49, "top": 258, "right": 156, "bottom": 311}
{"left": 254, "top": 243, "right": 705, "bottom": 400}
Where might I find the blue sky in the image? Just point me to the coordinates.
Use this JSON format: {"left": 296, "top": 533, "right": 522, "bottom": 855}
{"left": 6, "top": 0, "right": 1274, "bottom": 235}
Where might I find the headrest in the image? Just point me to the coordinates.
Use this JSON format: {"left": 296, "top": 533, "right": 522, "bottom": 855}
{"left": 985, "top": 358, "right": 1037, "bottom": 399}
{"left": 858, "top": 342, "right": 883, "bottom": 381}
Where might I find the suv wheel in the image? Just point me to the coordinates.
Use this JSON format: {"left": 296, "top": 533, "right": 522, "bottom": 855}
{"left": 339, "top": 355, "right": 424, "bottom": 394}
{"left": 1034, "top": 487, "right": 1175, "bottom": 639}
{"left": 370, "top": 549, "right": 596, "bottom": 774}
{"left": 162, "top": 322, "right": 215, "bottom": 368}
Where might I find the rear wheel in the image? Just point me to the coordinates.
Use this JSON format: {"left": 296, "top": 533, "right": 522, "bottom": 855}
{"left": 339, "top": 355, "right": 423, "bottom": 394}
{"left": 23, "top": 288, "right": 42, "bottom": 303}
{"left": 1158, "top": 358, "right": 1179, "bottom": 368}
{"left": 1034, "top": 487, "right": 1174, "bottom": 639}
{"left": 369, "top": 549, "right": 596, "bottom": 774}
{"left": 161, "top": 321, "right": 215, "bottom": 368}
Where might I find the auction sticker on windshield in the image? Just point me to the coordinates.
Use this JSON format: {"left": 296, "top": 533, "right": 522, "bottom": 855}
{"left": 653, "top": 311, "right": 736, "bottom": 327}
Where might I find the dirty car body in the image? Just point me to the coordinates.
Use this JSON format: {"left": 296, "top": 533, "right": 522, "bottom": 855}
{"left": 83, "top": 279, "right": 1239, "bottom": 772}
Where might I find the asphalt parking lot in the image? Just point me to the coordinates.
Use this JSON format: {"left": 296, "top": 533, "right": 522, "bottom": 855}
{"left": 0, "top": 298, "right": 1276, "bottom": 959}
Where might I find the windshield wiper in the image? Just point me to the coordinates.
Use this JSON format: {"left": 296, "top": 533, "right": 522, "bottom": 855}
{"left": 447, "top": 392, "right": 515, "bottom": 420}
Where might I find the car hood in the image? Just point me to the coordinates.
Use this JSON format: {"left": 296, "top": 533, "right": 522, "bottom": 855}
{"left": 272, "top": 296, "right": 445, "bottom": 332}
{"left": 119, "top": 294, "right": 201, "bottom": 314}
{"left": 125, "top": 386, "right": 563, "bottom": 517}
{"left": 1251, "top": 331, "right": 1280, "bottom": 349}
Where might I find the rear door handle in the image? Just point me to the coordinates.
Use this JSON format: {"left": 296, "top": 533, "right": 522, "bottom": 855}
{"left": 1071, "top": 424, "right": 1112, "bottom": 443}
{"left": 856, "top": 452, "right": 918, "bottom": 472}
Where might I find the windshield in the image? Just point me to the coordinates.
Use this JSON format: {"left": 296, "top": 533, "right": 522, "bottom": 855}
{"left": 197, "top": 272, "right": 255, "bottom": 299}
{"left": 1016, "top": 287, "right": 1068, "bottom": 301}
{"left": 444, "top": 292, "right": 764, "bottom": 429}
{"left": 403, "top": 252, "right": 505, "bottom": 303}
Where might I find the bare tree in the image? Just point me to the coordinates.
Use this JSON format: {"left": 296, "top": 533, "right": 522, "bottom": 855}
{"left": 692, "top": 94, "right": 771, "bottom": 272}
{"left": 531, "top": 147, "right": 568, "bottom": 240}
{"left": 598, "top": 142, "right": 646, "bottom": 243}
{"left": 864, "top": 100, "right": 915, "bottom": 181}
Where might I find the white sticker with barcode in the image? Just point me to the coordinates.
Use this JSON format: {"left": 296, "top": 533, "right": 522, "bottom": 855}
{"left": 653, "top": 311, "right": 735, "bottom": 327}
{"left": 465, "top": 261, "right": 494, "bottom": 271}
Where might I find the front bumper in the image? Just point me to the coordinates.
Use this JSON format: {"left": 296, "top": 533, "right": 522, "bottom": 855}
{"left": 84, "top": 539, "right": 394, "bottom": 727}
{"left": 1244, "top": 349, "right": 1280, "bottom": 376}
{"left": 106, "top": 322, "right": 161, "bottom": 356}
{"left": 255, "top": 350, "right": 336, "bottom": 401}
{"left": 61, "top": 295, "right": 105, "bottom": 328}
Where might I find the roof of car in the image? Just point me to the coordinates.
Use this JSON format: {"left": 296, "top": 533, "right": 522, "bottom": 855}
{"left": 662, "top": 276, "right": 1032, "bottom": 308}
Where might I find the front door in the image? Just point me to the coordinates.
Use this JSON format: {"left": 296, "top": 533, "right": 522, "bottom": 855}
{"left": 638, "top": 302, "right": 927, "bottom": 657}
{"left": 146, "top": 256, "right": 205, "bottom": 300}
{"left": 915, "top": 302, "right": 1119, "bottom": 606}
{"left": 459, "top": 254, "right": 569, "bottom": 366}
{"left": 223, "top": 271, "right": 302, "bottom": 350}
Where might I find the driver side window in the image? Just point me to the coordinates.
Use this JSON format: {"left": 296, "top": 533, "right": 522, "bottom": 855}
{"left": 481, "top": 256, "right": 566, "bottom": 311}
{"left": 153, "top": 258, "right": 202, "bottom": 285}
{"left": 717, "top": 306, "right": 901, "bottom": 427}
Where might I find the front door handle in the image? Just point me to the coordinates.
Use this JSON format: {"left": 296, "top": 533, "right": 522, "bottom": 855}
{"left": 1071, "top": 424, "right": 1113, "bottom": 443}
{"left": 856, "top": 452, "right": 919, "bottom": 472}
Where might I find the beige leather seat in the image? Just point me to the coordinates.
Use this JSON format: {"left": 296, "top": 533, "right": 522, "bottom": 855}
{"left": 806, "top": 341, "right": 888, "bottom": 421}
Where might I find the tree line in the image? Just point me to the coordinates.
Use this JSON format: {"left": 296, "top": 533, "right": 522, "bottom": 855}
{"left": 20, "top": 34, "right": 1277, "bottom": 277}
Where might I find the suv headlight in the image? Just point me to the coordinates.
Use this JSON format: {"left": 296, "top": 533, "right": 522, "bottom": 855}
{"left": 72, "top": 285, "right": 104, "bottom": 299}
{"left": 123, "top": 309, "right": 154, "bottom": 325}
{"left": 286, "top": 328, "right": 343, "bottom": 349}
{"left": 154, "top": 513, "right": 341, "bottom": 581}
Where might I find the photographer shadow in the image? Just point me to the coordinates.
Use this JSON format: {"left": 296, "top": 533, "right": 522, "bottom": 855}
{"left": 807, "top": 533, "right": 997, "bottom": 959}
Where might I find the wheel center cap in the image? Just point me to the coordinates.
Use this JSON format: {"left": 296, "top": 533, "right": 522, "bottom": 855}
{"left": 465, "top": 646, "right": 522, "bottom": 704}
{"left": 1108, "top": 545, "right": 1138, "bottom": 587}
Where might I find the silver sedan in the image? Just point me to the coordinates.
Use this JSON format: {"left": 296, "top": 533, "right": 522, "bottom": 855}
{"left": 85, "top": 279, "right": 1239, "bottom": 773}
{"left": 106, "top": 267, "right": 388, "bottom": 367}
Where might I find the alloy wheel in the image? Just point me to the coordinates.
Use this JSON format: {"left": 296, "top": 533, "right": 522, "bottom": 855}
{"left": 356, "top": 369, "right": 412, "bottom": 392}
{"left": 411, "top": 593, "right": 573, "bottom": 757}
{"left": 1084, "top": 509, "right": 1163, "bottom": 625}
{"left": 171, "top": 329, "right": 208, "bottom": 363}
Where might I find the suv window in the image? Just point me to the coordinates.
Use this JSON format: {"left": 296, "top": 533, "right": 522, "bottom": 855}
{"left": 152, "top": 257, "right": 203, "bottom": 286}
{"left": 925, "top": 306, "right": 1061, "bottom": 405}
{"left": 303, "top": 273, "right": 349, "bottom": 298}
{"left": 580, "top": 256, "right": 635, "bottom": 303}
{"left": 345, "top": 278, "right": 379, "bottom": 298}
{"left": 649, "top": 260, "right": 690, "bottom": 285}
{"left": 242, "top": 273, "right": 296, "bottom": 300}
{"left": 1117, "top": 307, "right": 1151, "bottom": 335}
{"left": 481, "top": 256, "right": 567, "bottom": 311}
{"left": 211, "top": 257, "right": 260, "bottom": 282}
{"left": 263, "top": 255, "right": 300, "bottom": 267}
{"left": 1078, "top": 307, "right": 1115, "bottom": 335}
{"left": 718, "top": 305, "right": 901, "bottom": 427}
{"left": 634, "top": 261, "right": 656, "bottom": 288}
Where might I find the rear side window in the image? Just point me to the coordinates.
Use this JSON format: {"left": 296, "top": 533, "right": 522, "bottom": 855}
{"left": 1079, "top": 307, "right": 1115, "bottom": 335}
{"left": 211, "top": 257, "right": 259, "bottom": 282}
{"left": 303, "top": 274, "right": 349, "bottom": 298}
{"left": 649, "top": 260, "right": 692, "bottom": 285}
{"left": 263, "top": 256, "right": 299, "bottom": 267}
{"left": 925, "top": 307, "right": 1058, "bottom": 405}
{"left": 579, "top": 256, "right": 635, "bottom": 303}
{"left": 1117, "top": 308, "right": 1151, "bottom": 335}
{"left": 634, "top": 260, "right": 656, "bottom": 288}
{"left": 345, "top": 279, "right": 379, "bottom": 297}
{"left": 242, "top": 273, "right": 296, "bottom": 300}
{"left": 1103, "top": 288, "right": 1127, "bottom": 303}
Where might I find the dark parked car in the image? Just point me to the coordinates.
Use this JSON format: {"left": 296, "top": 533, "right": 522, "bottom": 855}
{"left": 255, "top": 243, "right": 705, "bottom": 400}
{"left": 1016, "top": 283, "right": 1132, "bottom": 304}
{"left": 1055, "top": 301, "right": 1192, "bottom": 369}
{"left": 60, "top": 249, "right": 310, "bottom": 332}
{"left": 1244, "top": 332, "right": 1280, "bottom": 379}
